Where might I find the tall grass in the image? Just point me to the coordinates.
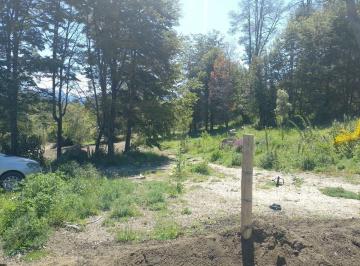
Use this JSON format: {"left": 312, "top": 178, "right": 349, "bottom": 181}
{"left": 162, "top": 120, "right": 360, "bottom": 176}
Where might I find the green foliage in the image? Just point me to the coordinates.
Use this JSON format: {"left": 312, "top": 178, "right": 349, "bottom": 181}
{"left": 164, "top": 120, "right": 360, "bottom": 175}
{"left": 1, "top": 210, "right": 50, "bottom": 255}
{"left": 0, "top": 164, "right": 183, "bottom": 255}
{"left": 181, "top": 207, "right": 192, "bottom": 215}
{"left": 152, "top": 220, "right": 181, "bottom": 240}
{"left": 63, "top": 104, "right": 96, "bottom": 146}
{"left": 110, "top": 198, "right": 139, "bottom": 219}
{"left": 320, "top": 187, "right": 360, "bottom": 200}
{"left": 259, "top": 152, "right": 278, "bottom": 170}
{"left": 190, "top": 162, "right": 211, "bottom": 175}
{"left": 116, "top": 226, "right": 143, "bottom": 243}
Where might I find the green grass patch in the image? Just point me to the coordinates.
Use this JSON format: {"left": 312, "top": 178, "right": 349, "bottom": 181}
{"left": 320, "top": 187, "right": 360, "bottom": 200}
{"left": 190, "top": 162, "right": 211, "bottom": 175}
{"left": 116, "top": 226, "right": 145, "bottom": 243}
{"left": 258, "top": 180, "right": 276, "bottom": 190}
{"left": 0, "top": 164, "right": 183, "bottom": 255}
{"left": 293, "top": 177, "right": 304, "bottom": 188}
{"left": 181, "top": 207, "right": 192, "bottom": 215}
{"left": 152, "top": 220, "right": 181, "bottom": 240}
{"left": 23, "top": 250, "right": 49, "bottom": 262}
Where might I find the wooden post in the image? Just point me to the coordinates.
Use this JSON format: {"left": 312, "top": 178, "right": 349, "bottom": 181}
{"left": 241, "top": 134, "right": 254, "bottom": 240}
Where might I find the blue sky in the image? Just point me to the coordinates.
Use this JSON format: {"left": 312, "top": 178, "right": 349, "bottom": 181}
{"left": 177, "top": 0, "right": 240, "bottom": 42}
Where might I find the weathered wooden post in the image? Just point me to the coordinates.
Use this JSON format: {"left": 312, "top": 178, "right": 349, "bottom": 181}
{"left": 241, "top": 134, "right": 254, "bottom": 240}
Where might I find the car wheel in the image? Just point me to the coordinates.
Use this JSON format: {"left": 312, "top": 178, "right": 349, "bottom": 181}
{"left": 1, "top": 171, "right": 24, "bottom": 191}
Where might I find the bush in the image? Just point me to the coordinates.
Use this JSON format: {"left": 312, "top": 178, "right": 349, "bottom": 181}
{"left": 301, "top": 156, "right": 316, "bottom": 171}
{"left": 230, "top": 153, "right": 242, "bottom": 166}
{"left": 210, "top": 150, "right": 222, "bottom": 162}
{"left": 57, "top": 161, "right": 100, "bottom": 180}
{"left": 1, "top": 210, "right": 50, "bottom": 255}
{"left": 259, "top": 152, "right": 278, "bottom": 170}
{"left": 110, "top": 198, "right": 139, "bottom": 219}
{"left": 320, "top": 187, "right": 360, "bottom": 200}
{"left": 153, "top": 220, "right": 181, "bottom": 240}
{"left": 190, "top": 162, "right": 211, "bottom": 175}
{"left": 0, "top": 165, "right": 184, "bottom": 255}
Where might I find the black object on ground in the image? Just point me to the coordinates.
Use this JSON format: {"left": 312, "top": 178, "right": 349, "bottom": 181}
{"left": 273, "top": 176, "right": 284, "bottom": 187}
{"left": 270, "top": 203, "right": 282, "bottom": 211}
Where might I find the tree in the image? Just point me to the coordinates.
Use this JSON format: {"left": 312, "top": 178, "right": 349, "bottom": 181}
{"left": 182, "top": 32, "right": 224, "bottom": 132}
{"left": 275, "top": 89, "right": 291, "bottom": 140}
{"left": 42, "top": 0, "right": 82, "bottom": 160}
{"left": 346, "top": 0, "right": 360, "bottom": 47}
{"left": 230, "top": 0, "right": 286, "bottom": 64}
{"left": 119, "top": 0, "right": 180, "bottom": 153}
{"left": 230, "top": 0, "right": 287, "bottom": 127}
{"left": 270, "top": 2, "right": 360, "bottom": 124}
{"left": 209, "top": 53, "right": 237, "bottom": 129}
{"left": 0, "top": 0, "right": 44, "bottom": 155}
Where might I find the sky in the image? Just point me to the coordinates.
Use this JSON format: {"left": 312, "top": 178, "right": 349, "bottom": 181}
{"left": 176, "top": 0, "right": 240, "bottom": 43}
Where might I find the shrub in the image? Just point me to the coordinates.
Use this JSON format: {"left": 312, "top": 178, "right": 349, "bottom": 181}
{"left": 230, "top": 153, "right": 242, "bottom": 166}
{"left": 152, "top": 220, "right": 181, "bottom": 240}
{"left": 320, "top": 187, "right": 360, "bottom": 200}
{"left": 181, "top": 207, "right": 192, "bottom": 215}
{"left": 110, "top": 198, "right": 139, "bottom": 219}
{"left": 301, "top": 156, "right": 316, "bottom": 171}
{"left": 210, "top": 150, "right": 222, "bottom": 162}
{"left": 1, "top": 209, "right": 50, "bottom": 255}
{"left": 259, "top": 152, "right": 278, "bottom": 170}
{"left": 190, "top": 162, "right": 211, "bottom": 175}
{"left": 57, "top": 161, "right": 100, "bottom": 180}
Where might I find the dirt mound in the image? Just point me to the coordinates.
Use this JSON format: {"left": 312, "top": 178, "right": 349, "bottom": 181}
{"left": 89, "top": 219, "right": 360, "bottom": 266}
{"left": 3, "top": 218, "right": 359, "bottom": 265}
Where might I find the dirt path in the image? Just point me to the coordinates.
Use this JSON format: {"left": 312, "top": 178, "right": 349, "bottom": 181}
{"left": 181, "top": 164, "right": 360, "bottom": 222}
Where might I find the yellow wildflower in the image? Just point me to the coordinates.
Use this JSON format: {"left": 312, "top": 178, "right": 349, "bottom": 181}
{"left": 334, "top": 120, "right": 360, "bottom": 145}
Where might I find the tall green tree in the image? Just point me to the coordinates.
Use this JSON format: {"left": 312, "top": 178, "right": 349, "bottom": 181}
{"left": 41, "top": 0, "right": 82, "bottom": 159}
{"left": 0, "top": 0, "right": 44, "bottom": 155}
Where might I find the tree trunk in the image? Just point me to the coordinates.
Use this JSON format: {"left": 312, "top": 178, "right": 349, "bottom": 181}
{"left": 124, "top": 118, "right": 132, "bottom": 153}
{"left": 9, "top": 24, "right": 20, "bottom": 155}
{"left": 95, "top": 127, "right": 103, "bottom": 154}
{"left": 107, "top": 80, "right": 117, "bottom": 157}
{"left": 9, "top": 88, "right": 18, "bottom": 155}
{"left": 56, "top": 116, "right": 62, "bottom": 159}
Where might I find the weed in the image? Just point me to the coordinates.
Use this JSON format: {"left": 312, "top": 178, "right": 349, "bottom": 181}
{"left": 258, "top": 180, "right": 275, "bottom": 190}
{"left": 259, "top": 152, "right": 278, "bottom": 170}
{"left": 23, "top": 250, "right": 49, "bottom": 262}
{"left": 152, "top": 220, "right": 181, "bottom": 240}
{"left": 293, "top": 177, "right": 304, "bottom": 188}
{"left": 116, "top": 226, "right": 143, "bottom": 242}
{"left": 320, "top": 187, "right": 360, "bottom": 200}
{"left": 110, "top": 198, "right": 139, "bottom": 219}
{"left": 190, "top": 162, "right": 211, "bottom": 175}
{"left": 181, "top": 207, "right": 192, "bottom": 215}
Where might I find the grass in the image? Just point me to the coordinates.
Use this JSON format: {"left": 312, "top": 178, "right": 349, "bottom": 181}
{"left": 115, "top": 219, "right": 182, "bottom": 243}
{"left": 190, "top": 162, "right": 211, "bottom": 175}
{"left": 320, "top": 187, "right": 360, "bottom": 200}
{"left": 181, "top": 207, "right": 192, "bottom": 215}
{"left": 23, "top": 250, "right": 49, "bottom": 262}
{"left": 116, "top": 226, "right": 144, "bottom": 243}
{"left": 293, "top": 177, "right": 304, "bottom": 188}
{"left": 162, "top": 120, "right": 360, "bottom": 177}
{"left": 257, "top": 180, "right": 276, "bottom": 190}
{"left": 0, "top": 164, "right": 183, "bottom": 255}
{"left": 152, "top": 220, "right": 182, "bottom": 240}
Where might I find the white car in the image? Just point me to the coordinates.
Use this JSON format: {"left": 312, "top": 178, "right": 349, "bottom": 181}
{"left": 0, "top": 153, "right": 42, "bottom": 191}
